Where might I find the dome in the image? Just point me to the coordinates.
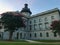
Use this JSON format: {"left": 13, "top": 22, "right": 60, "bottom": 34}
{"left": 20, "top": 4, "right": 32, "bottom": 14}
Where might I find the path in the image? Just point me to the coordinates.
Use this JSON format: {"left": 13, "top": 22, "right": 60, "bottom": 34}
{"left": 26, "top": 40, "right": 43, "bottom": 43}
{"left": 25, "top": 40, "right": 60, "bottom": 44}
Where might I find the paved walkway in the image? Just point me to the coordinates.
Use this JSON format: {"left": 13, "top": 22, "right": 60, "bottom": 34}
{"left": 26, "top": 40, "right": 43, "bottom": 43}
{"left": 25, "top": 40, "right": 60, "bottom": 44}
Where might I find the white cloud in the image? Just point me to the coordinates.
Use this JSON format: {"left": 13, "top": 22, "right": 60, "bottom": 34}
{"left": 0, "top": 1, "right": 14, "bottom": 14}
{"left": 0, "top": 0, "right": 34, "bottom": 14}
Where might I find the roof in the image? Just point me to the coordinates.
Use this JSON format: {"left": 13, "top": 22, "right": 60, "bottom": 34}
{"left": 29, "top": 8, "right": 59, "bottom": 18}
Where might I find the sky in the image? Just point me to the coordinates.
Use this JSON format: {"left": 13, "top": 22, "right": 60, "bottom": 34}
{"left": 0, "top": 0, "right": 60, "bottom": 15}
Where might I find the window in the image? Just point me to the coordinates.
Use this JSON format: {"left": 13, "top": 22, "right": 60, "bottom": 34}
{"left": 30, "top": 21, "right": 32, "bottom": 24}
{"left": 39, "top": 24, "right": 42, "bottom": 30}
{"left": 20, "top": 33, "right": 22, "bottom": 39}
{"left": 34, "top": 24, "right": 37, "bottom": 30}
{"left": 51, "top": 16, "right": 54, "bottom": 20}
{"left": 17, "top": 32, "right": 19, "bottom": 39}
{"left": 45, "top": 17, "right": 48, "bottom": 21}
{"left": 34, "top": 33, "right": 37, "bottom": 37}
{"left": 0, "top": 34, "right": 1, "bottom": 37}
{"left": 39, "top": 18, "right": 41, "bottom": 22}
{"left": 0, "top": 21, "right": 1, "bottom": 24}
{"left": 29, "top": 25, "right": 32, "bottom": 30}
{"left": 45, "top": 23, "right": 49, "bottom": 30}
{"left": 54, "top": 32, "right": 57, "bottom": 37}
{"left": 34, "top": 20, "right": 36, "bottom": 23}
{"left": 0, "top": 26, "right": 2, "bottom": 29}
{"left": 46, "top": 32, "right": 49, "bottom": 37}
{"left": 30, "top": 33, "right": 31, "bottom": 38}
{"left": 40, "top": 33, "right": 42, "bottom": 37}
{"left": 24, "top": 33, "right": 26, "bottom": 38}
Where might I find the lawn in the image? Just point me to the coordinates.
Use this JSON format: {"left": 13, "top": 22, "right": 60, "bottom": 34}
{"left": 0, "top": 42, "right": 60, "bottom": 45}
{"left": 0, "top": 41, "right": 60, "bottom": 45}
{"left": 0, "top": 40, "right": 60, "bottom": 45}
{"left": 34, "top": 40, "right": 60, "bottom": 42}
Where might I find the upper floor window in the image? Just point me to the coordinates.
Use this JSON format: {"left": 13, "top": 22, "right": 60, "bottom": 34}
{"left": 39, "top": 18, "right": 41, "bottom": 22}
{"left": 39, "top": 23, "right": 42, "bottom": 30}
{"left": 29, "top": 25, "right": 32, "bottom": 30}
{"left": 45, "top": 17, "right": 48, "bottom": 21}
{"left": 30, "top": 21, "right": 32, "bottom": 24}
{"left": 34, "top": 24, "right": 37, "bottom": 30}
{"left": 34, "top": 20, "right": 36, "bottom": 23}
{"left": 51, "top": 16, "right": 54, "bottom": 20}
{"left": 45, "top": 22, "right": 49, "bottom": 30}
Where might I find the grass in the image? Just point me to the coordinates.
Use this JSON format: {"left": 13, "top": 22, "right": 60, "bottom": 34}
{"left": 0, "top": 39, "right": 27, "bottom": 42}
{"left": 0, "top": 40, "right": 60, "bottom": 45}
{"left": 0, "top": 42, "right": 60, "bottom": 45}
{"left": 34, "top": 40, "right": 60, "bottom": 42}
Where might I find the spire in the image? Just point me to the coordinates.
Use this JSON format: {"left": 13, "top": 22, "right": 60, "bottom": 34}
{"left": 20, "top": 3, "right": 32, "bottom": 14}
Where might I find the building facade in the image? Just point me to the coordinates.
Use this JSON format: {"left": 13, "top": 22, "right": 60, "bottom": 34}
{"left": 0, "top": 4, "right": 60, "bottom": 40}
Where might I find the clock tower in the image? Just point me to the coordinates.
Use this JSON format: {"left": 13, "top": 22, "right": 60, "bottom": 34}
{"left": 20, "top": 4, "right": 32, "bottom": 17}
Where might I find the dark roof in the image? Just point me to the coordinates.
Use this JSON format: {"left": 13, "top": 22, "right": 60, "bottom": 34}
{"left": 20, "top": 4, "right": 32, "bottom": 14}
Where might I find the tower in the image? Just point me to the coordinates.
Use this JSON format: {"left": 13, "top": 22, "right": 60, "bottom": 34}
{"left": 20, "top": 4, "right": 32, "bottom": 17}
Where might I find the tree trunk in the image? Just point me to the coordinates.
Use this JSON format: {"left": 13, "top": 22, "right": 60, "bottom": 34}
{"left": 9, "top": 31, "right": 13, "bottom": 40}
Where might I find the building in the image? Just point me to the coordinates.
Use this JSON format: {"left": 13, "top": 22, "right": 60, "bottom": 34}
{"left": 0, "top": 4, "right": 60, "bottom": 40}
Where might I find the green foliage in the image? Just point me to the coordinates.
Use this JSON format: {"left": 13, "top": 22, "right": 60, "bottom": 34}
{"left": 1, "top": 12, "right": 25, "bottom": 40}
{"left": 51, "top": 20, "right": 60, "bottom": 35}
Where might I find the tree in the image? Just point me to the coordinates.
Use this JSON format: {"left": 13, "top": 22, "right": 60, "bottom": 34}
{"left": 1, "top": 12, "right": 25, "bottom": 40}
{"left": 51, "top": 20, "right": 60, "bottom": 35}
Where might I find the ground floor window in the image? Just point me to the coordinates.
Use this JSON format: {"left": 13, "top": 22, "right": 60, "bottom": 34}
{"left": 0, "top": 34, "right": 1, "bottom": 38}
{"left": 17, "top": 32, "right": 19, "bottom": 39}
{"left": 40, "top": 33, "right": 42, "bottom": 37}
{"left": 46, "top": 32, "right": 49, "bottom": 37}
{"left": 20, "top": 33, "right": 22, "bottom": 39}
{"left": 30, "top": 33, "right": 32, "bottom": 38}
{"left": 34, "top": 33, "right": 37, "bottom": 37}
{"left": 54, "top": 32, "right": 57, "bottom": 37}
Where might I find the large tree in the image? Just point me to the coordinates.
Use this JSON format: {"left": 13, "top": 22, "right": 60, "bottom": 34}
{"left": 51, "top": 20, "right": 60, "bottom": 35}
{"left": 1, "top": 12, "right": 25, "bottom": 40}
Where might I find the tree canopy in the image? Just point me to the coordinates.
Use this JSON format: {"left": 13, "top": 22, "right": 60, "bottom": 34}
{"left": 1, "top": 12, "right": 26, "bottom": 40}
{"left": 51, "top": 20, "right": 60, "bottom": 35}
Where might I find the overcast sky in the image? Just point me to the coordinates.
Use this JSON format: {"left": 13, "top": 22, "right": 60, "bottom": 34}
{"left": 0, "top": 0, "right": 60, "bottom": 15}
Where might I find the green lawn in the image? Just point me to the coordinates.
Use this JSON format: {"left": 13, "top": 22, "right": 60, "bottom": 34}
{"left": 0, "top": 40, "right": 60, "bottom": 45}
{"left": 34, "top": 40, "right": 60, "bottom": 42}
{"left": 0, "top": 42, "right": 60, "bottom": 45}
